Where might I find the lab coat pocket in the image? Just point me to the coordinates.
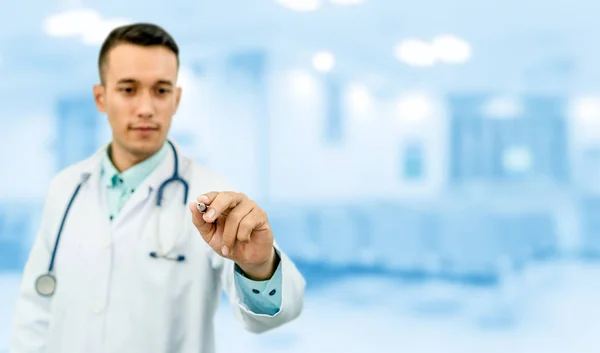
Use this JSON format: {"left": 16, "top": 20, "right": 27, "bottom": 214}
{"left": 45, "top": 305, "right": 67, "bottom": 352}
{"left": 46, "top": 301, "right": 87, "bottom": 353}
{"left": 137, "top": 217, "right": 193, "bottom": 293}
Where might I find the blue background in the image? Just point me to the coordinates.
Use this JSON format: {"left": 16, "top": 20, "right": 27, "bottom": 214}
{"left": 2, "top": 0, "right": 600, "bottom": 352}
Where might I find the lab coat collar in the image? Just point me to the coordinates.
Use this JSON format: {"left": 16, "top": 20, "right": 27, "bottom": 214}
{"left": 78, "top": 138, "right": 184, "bottom": 183}
{"left": 76, "top": 139, "right": 189, "bottom": 224}
{"left": 100, "top": 142, "right": 169, "bottom": 191}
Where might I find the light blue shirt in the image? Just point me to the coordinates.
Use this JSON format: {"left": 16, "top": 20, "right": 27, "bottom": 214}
{"left": 100, "top": 142, "right": 282, "bottom": 315}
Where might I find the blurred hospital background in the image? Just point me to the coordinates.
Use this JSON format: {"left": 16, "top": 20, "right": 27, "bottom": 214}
{"left": 2, "top": 0, "right": 600, "bottom": 352}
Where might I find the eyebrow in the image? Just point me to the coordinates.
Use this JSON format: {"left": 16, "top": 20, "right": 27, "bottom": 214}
{"left": 116, "top": 78, "right": 174, "bottom": 86}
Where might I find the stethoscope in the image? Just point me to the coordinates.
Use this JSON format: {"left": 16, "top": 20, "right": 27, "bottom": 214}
{"left": 35, "top": 140, "right": 202, "bottom": 297}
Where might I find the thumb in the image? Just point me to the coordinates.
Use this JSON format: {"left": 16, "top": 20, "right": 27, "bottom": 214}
{"left": 189, "top": 202, "right": 215, "bottom": 243}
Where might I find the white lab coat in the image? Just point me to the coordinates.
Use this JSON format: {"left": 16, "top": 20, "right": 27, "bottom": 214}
{"left": 9, "top": 142, "right": 306, "bottom": 353}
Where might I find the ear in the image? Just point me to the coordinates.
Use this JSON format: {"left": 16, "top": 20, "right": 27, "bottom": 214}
{"left": 93, "top": 84, "right": 106, "bottom": 113}
{"left": 174, "top": 86, "right": 183, "bottom": 113}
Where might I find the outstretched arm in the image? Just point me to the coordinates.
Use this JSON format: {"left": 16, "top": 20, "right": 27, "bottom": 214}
{"left": 190, "top": 192, "right": 305, "bottom": 333}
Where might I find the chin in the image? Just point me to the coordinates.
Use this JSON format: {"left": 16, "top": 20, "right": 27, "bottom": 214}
{"left": 128, "top": 139, "right": 164, "bottom": 157}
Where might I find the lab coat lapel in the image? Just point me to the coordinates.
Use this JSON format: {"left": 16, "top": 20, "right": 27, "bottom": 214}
{"left": 77, "top": 145, "right": 108, "bottom": 204}
{"left": 112, "top": 140, "right": 187, "bottom": 232}
{"left": 112, "top": 152, "right": 171, "bottom": 229}
{"left": 145, "top": 141, "right": 191, "bottom": 256}
{"left": 68, "top": 147, "right": 112, "bottom": 252}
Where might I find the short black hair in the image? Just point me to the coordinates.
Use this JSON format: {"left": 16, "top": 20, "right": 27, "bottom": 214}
{"left": 98, "top": 23, "right": 180, "bottom": 83}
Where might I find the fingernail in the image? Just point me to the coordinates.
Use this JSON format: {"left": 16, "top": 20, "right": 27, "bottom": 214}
{"left": 222, "top": 245, "right": 229, "bottom": 256}
{"left": 198, "top": 195, "right": 209, "bottom": 203}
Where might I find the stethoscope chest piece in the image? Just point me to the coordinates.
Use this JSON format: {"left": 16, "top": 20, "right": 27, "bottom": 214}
{"left": 35, "top": 273, "right": 57, "bottom": 297}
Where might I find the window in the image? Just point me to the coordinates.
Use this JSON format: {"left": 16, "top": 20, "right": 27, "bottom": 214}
{"left": 448, "top": 94, "right": 568, "bottom": 183}
{"left": 402, "top": 142, "right": 425, "bottom": 180}
{"left": 323, "top": 77, "right": 343, "bottom": 144}
{"left": 56, "top": 95, "right": 100, "bottom": 172}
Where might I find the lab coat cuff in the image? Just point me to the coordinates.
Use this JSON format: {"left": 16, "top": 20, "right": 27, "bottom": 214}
{"left": 233, "top": 250, "right": 283, "bottom": 315}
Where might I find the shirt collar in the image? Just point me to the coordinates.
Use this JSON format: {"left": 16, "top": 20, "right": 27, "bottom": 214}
{"left": 101, "top": 142, "right": 169, "bottom": 191}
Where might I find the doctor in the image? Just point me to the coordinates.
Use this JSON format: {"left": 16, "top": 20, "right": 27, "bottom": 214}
{"left": 10, "top": 23, "right": 305, "bottom": 353}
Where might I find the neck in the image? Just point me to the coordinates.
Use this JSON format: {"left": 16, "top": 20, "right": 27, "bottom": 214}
{"left": 109, "top": 143, "right": 155, "bottom": 172}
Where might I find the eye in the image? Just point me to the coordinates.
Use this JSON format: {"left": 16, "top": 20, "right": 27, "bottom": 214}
{"left": 157, "top": 87, "right": 171, "bottom": 95}
{"left": 119, "top": 87, "right": 134, "bottom": 94}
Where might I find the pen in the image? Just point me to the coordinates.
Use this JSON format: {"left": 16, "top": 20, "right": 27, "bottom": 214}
{"left": 196, "top": 202, "right": 208, "bottom": 213}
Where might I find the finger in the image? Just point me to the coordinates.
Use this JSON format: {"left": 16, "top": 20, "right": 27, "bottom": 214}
{"left": 189, "top": 202, "right": 215, "bottom": 243}
{"left": 197, "top": 192, "right": 219, "bottom": 204}
{"left": 202, "top": 192, "right": 245, "bottom": 223}
{"left": 222, "top": 200, "right": 254, "bottom": 250}
{"left": 237, "top": 210, "right": 267, "bottom": 243}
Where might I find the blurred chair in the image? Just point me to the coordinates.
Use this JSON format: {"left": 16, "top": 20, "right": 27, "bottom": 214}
{"left": 367, "top": 203, "right": 433, "bottom": 277}
{"left": 345, "top": 204, "right": 376, "bottom": 267}
{"left": 437, "top": 209, "right": 504, "bottom": 284}
{"left": 312, "top": 205, "right": 362, "bottom": 268}
{"left": 578, "top": 196, "right": 600, "bottom": 258}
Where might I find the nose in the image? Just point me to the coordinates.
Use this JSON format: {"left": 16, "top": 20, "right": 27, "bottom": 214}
{"left": 136, "top": 90, "right": 155, "bottom": 118}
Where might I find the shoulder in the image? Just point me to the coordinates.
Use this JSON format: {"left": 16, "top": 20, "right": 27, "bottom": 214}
{"left": 49, "top": 161, "right": 89, "bottom": 191}
{"left": 47, "top": 151, "right": 102, "bottom": 196}
{"left": 39, "top": 155, "right": 101, "bottom": 237}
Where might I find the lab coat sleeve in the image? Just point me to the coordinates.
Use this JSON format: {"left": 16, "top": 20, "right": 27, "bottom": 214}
{"left": 9, "top": 181, "right": 60, "bottom": 352}
{"left": 233, "top": 253, "right": 283, "bottom": 316}
{"left": 193, "top": 167, "right": 305, "bottom": 333}
{"left": 218, "top": 244, "right": 306, "bottom": 334}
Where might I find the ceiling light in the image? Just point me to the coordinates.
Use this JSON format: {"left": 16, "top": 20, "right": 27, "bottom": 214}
{"left": 81, "top": 18, "right": 132, "bottom": 46}
{"left": 393, "top": 39, "right": 435, "bottom": 67}
{"left": 571, "top": 97, "right": 600, "bottom": 122}
{"left": 330, "top": 0, "right": 365, "bottom": 5}
{"left": 275, "top": 0, "right": 322, "bottom": 12}
{"left": 346, "top": 84, "right": 371, "bottom": 116}
{"left": 312, "top": 51, "right": 335, "bottom": 73}
{"left": 431, "top": 34, "right": 471, "bottom": 64}
{"left": 397, "top": 93, "right": 433, "bottom": 122}
{"left": 43, "top": 9, "right": 102, "bottom": 38}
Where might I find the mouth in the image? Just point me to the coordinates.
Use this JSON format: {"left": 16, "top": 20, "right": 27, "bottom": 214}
{"left": 130, "top": 126, "right": 159, "bottom": 137}
{"left": 130, "top": 126, "right": 159, "bottom": 132}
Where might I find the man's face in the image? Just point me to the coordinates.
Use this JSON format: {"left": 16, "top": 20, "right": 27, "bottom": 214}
{"left": 93, "top": 43, "right": 181, "bottom": 159}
